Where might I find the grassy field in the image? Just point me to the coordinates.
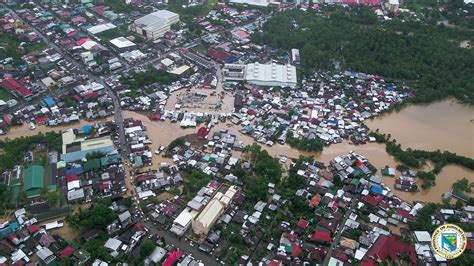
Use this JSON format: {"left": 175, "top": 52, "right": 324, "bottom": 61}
{"left": 0, "top": 88, "right": 15, "bottom": 101}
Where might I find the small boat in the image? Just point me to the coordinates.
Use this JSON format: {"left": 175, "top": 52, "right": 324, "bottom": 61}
{"left": 28, "top": 122, "right": 36, "bottom": 130}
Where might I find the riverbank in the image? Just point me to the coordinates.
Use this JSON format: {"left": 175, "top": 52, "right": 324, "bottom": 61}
{"left": 1, "top": 99, "right": 472, "bottom": 204}
{"left": 122, "top": 110, "right": 473, "bottom": 204}
{"left": 365, "top": 98, "right": 474, "bottom": 158}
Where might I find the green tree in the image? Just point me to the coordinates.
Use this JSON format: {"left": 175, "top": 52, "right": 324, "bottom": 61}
{"left": 46, "top": 191, "right": 59, "bottom": 207}
{"left": 140, "top": 239, "right": 156, "bottom": 258}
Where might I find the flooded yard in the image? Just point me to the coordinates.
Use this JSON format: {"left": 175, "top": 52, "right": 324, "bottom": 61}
{"left": 123, "top": 110, "right": 472, "bottom": 203}
{"left": 1, "top": 98, "right": 472, "bottom": 204}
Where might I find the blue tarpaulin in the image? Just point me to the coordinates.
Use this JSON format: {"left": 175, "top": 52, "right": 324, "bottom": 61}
{"left": 370, "top": 185, "right": 383, "bottom": 195}
{"left": 83, "top": 125, "right": 92, "bottom": 134}
{"left": 43, "top": 97, "right": 56, "bottom": 107}
{"left": 65, "top": 167, "right": 84, "bottom": 175}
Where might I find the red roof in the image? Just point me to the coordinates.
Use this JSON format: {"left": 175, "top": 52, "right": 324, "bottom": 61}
{"left": 83, "top": 91, "right": 98, "bottom": 99}
{"left": 297, "top": 218, "right": 309, "bottom": 230}
{"left": 59, "top": 246, "right": 74, "bottom": 259}
{"left": 396, "top": 209, "right": 414, "bottom": 220}
{"left": 310, "top": 230, "right": 332, "bottom": 242}
{"left": 66, "top": 174, "right": 78, "bottom": 182}
{"left": 309, "top": 195, "right": 321, "bottom": 208}
{"left": 362, "top": 235, "right": 416, "bottom": 266}
{"left": 197, "top": 127, "right": 208, "bottom": 138}
{"left": 467, "top": 238, "right": 474, "bottom": 250}
{"left": 163, "top": 250, "right": 183, "bottom": 266}
{"left": 291, "top": 242, "right": 302, "bottom": 257}
{"left": 247, "top": 109, "right": 257, "bottom": 116}
{"left": 1, "top": 78, "right": 32, "bottom": 98}
{"left": 135, "top": 223, "right": 145, "bottom": 231}
{"left": 76, "top": 37, "right": 90, "bottom": 46}
{"left": 7, "top": 233, "right": 16, "bottom": 241}
{"left": 206, "top": 47, "right": 231, "bottom": 63}
{"left": 35, "top": 115, "right": 48, "bottom": 124}
{"left": 150, "top": 114, "right": 161, "bottom": 120}
{"left": 27, "top": 224, "right": 39, "bottom": 234}
{"left": 362, "top": 195, "right": 382, "bottom": 207}
{"left": 3, "top": 114, "right": 11, "bottom": 125}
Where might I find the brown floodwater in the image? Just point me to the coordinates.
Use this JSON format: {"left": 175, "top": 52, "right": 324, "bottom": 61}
{"left": 1, "top": 98, "right": 472, "bottom": 204}
{"left": 123, "top": 110, "right": 473, "bottom": 203}
{"left": 0, "top": 117, "right": 112, "bottom": 142}
{"left": 365, "top": 99, "right": 474, "bottom": 158}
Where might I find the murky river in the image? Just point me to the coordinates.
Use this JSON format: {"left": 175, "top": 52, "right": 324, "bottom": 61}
{"left": 2, "top": 99, "right": 472, "bottom": 204}
{"left": 365, "top": 98, "right": 474, "bottom": 158}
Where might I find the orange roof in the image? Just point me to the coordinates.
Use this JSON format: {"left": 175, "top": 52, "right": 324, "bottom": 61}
{"left": 309, "top": 195, "right": 321, "bottom": 208}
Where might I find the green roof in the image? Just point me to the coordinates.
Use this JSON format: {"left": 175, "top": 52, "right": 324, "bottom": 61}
{"left": 133, "top": 156, "right": 143, "bottom": 167}
{"left": 24, "top": 165, "right": 44, "bottom": 198}
{"left": 84, "top": 158, "right": 101, "bottom": 171}
{"left": 351, "top": 179, "right": 361, "bottom": 185}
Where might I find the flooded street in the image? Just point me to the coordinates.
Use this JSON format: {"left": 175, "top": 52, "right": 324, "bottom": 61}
{"left": 365, "top": 99, "right": 474, "bottom": 158}
{"left": 0, "top": 117, "right": 112, "bottom": 142}
{"left": 1, "top": 98, "right": 472, "bottom": 204}
{"left": 123, "top": 110, "right": 471, "bottom": 203}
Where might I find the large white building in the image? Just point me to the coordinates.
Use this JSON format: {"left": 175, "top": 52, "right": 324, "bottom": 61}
{"left": 129, "top": 10, "right": 179, "bottom": 40}
{"left": 192, "top": 185, "right": 238, "bottom": 235}
{"left": 229, "top": 0, "right": 272, "bottom": 7}
{"left": 223, "top": 62, "right": 297, "bottom": 87}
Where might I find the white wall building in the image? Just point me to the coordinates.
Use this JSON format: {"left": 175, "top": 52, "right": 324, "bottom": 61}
{"left": 129, "top": 10, "right": 179, "bottom": 40}
{"left": 229, "top": 0, "right": 272, "bottom": 7}
{"left": 223, "top": 62, "right": 297, "bottom": 87}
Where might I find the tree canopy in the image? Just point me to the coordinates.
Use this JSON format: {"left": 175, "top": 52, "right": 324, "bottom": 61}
{"left": 66, "top": 203, "right": 117, "bottom": 232}
{"left": 252, "top": 7, "right": 474, "bottom": 104}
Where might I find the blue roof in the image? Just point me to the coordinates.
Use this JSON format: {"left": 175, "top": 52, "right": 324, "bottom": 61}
{"left": 0, "top": 221, "right": 19, "bottom": 238}
{"left": 370, "top": 185, "right": 383, "bottom": 195}
{"left": 65, "top": 166, "right": 84, "bottom": 175}
{"left": 43, "top": 97, "right": 56, "bottom": 107}
{"left": 387, "top": 86, "right": 394, "bottom": 91}
{"left": 83, "top": 125, "right": 92, "bottom": 134}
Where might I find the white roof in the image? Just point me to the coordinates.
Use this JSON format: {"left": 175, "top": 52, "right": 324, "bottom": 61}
{"left": 134, "top": 10, "right": 178, "bottom": 32}
{"left": 161, "top": 58, "right": 174, "bottom": 67}
{"left": 67, "top": 188, "right": 84, "bottom": 201}
{"left": 87, "top": 23, "right": 117, "bottom": 35}
{"left": 81, "top": 40, "right": 99, "bottom": 50}
{"left": 110, "top": 37, "right": 136, "bottom": 49}
{"left": 149, "top": 246, "right": 167, "bottom": 263}
{"left": 67, "top": 180, "right": 81, "bottom": 191}
{"left": 36, "top": 247, "right": 53, "bottom": 261}
{"left": 138, "top": 190, "right": 156, "bottom": 199}
{"left": 174, "top": 210, "right": 193, "bottom": 227}
{"left": 414, "top": 231, "right": 431, "bottom": 242}
{"left": 229, "top": 0, "right": 271, "bottom": 7}
{"left": 104, "top": 238, "right": 122, "bottom": 251}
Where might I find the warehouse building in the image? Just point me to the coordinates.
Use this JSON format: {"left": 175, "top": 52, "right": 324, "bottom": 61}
{"left": 229, "top": 0, "right": 272, "bottom": 7}
{"left": 192, "top": 185, "right": 238, "bottom": 235}
{"left": 129, "top": 10, "right": 179, "bottom": 40}
{"left": 223, "top": 62, "right": 297, "bottom": 87}
{"left": 109, "top": 37, "right": 137, "bottom": 52}
{"left": 170, "top": 209, "right": 194, "bottom": 236}
{"left": 61, "top": 130, "right": 114, "bottom": 163}
{"left": 23, "top": 165, "right": 44, "bottom": 198}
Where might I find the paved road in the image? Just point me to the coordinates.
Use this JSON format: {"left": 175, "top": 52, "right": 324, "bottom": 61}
{"left": 143, "top": 221, "right": 218, "bottom": 265}
{"left": 323, "top": 200, "right": 358, "bottom": 266}
{"left": 7, "top": 6, "right": 127, "bottom": 157}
